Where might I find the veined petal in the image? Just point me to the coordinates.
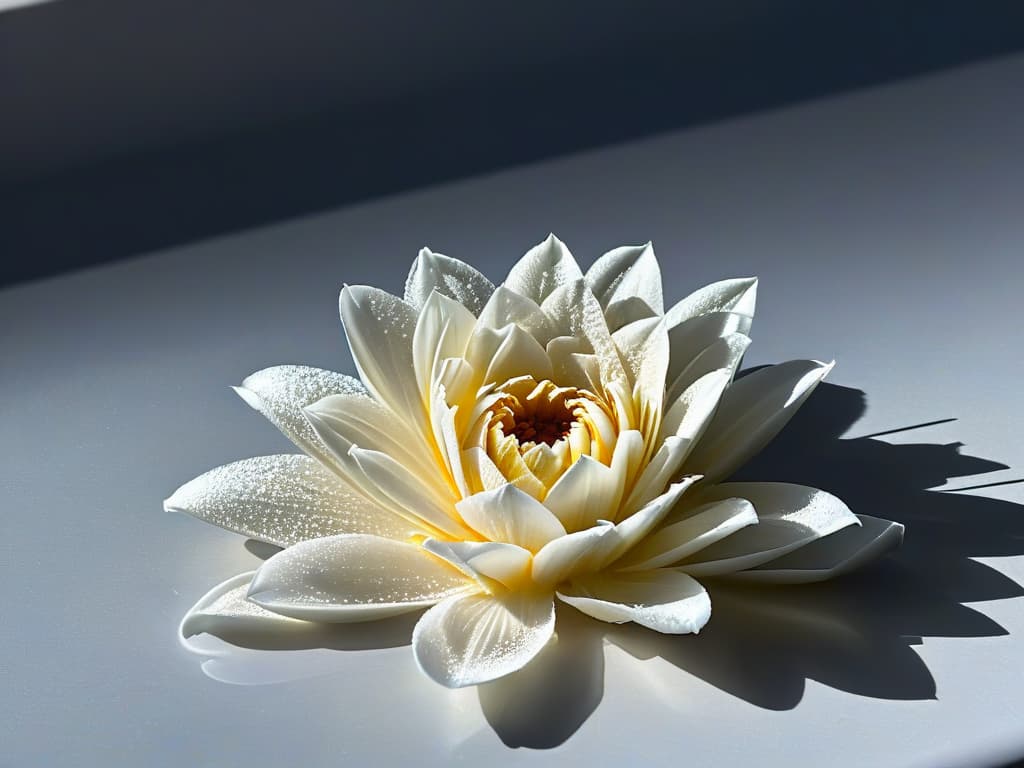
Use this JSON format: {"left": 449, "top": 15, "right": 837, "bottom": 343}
{"left": 234, "top": 365, "right": 366, "bottom": 467}
{"left": 666, "top": 332, "right": 751, "bottom": 405}
{"left": 413, "top": 290, "right": 477, "bottom": 404}
{"left": 558, "top": 570, "right": 710, "bottom": 634}
{"left": 339, "top": 285, "right": 425, "bottom": 429}
{"left": 456, "top": 485, "right": 566, "bottom": 552}
{"left": 665, "top": 311, "right": 752, "bottom": 386}
{"left": 503, "top": 234, "right": 583, "bottom": 305}
{"left": 412, "top": 591, "right": 556, "bottom": 688}
{"left": 423, "top": 539, "right": 533, "bottom": 590}
{"left": 678, "top": 482, "right": 860, "bottom": 576}
{"left": 617, "top": 498, "right": 758, "bottom": 571}
{"left": 164, "top": 454, "right": 414, "bottom": 547}
{"left": 723, "top": 514, "right": 903, "bottom": 583}
{"left": 476, "top": 285, "right": 557, "bottom": 347}
{"left": 247, "top": 534, "right": 473, "bottom": 622}
{"left": 404, "top": 247, "right": 494, "bottom": 315}
{"left": 665, "top": 277, "right": 758, "bottom": 328}
{"left": 586, "top": 242, "right": 664, "bottom": 316}
{"left": 682, "top": 360, "right": 834, "bottom": 483}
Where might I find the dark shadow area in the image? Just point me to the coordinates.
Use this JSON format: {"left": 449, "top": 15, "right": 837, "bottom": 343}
{"left": 188, "top": 381, "right": 1023, "bottom": 746}
{"left": 4, "top": 1, "right": 1024, "bottom": 286}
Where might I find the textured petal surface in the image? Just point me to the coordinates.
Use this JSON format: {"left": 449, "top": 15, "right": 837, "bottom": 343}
{"left": 558, "top": 570, "right": 711, "bottom": 634}
{"left": 666, "top": 332, "right": 750, "bottom": 404}
{"left": 665, "top": 277, "right": 758, "bottom": 328}
{"left": 724, "top": 514, "right": 904, "bottom": 583}
{"left": 683, "top": 359, "right": 834, "bottom": 482}
{"left": 586, "top": 242, "right": 664, "bottom": 315}
{"left": 247, "top": 534, "right": 472, "bottom": 622}
{"left": 679, "top": 482, "right": 860, "bottom": 576}
{"left": 413, "top": 591, "right": 556, "bottom": 688}
{"left": 503, "top": 234, "right": 583, "bottom": 305}
{"left": 456, "top": 485, "right": 566, "bottom": 552}
{"left": 404, "top": 247, "right": 494, "bottom": 315}
{"left": 234, "top": 365, "right": 366, "bottom": 466}
{"left": 164, "top": 454, "right": 412, "bottom": 547}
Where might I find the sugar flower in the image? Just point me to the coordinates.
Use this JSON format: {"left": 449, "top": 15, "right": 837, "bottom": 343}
{"left": 167, "top": 236, "right": 902, "bottom": 687}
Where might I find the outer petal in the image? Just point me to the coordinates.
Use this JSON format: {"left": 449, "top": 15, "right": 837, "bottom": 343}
{"left": 164, "top": 454, "right": 413, "bottom": 547}
{"left": 723, "top": 514, "right": 904, "bottom": 583}
{"left": 503, "top": 234, "right": 583, "bottom": 305}
{"left": 664, "top": 277, "right": 758, "bottom": 328}
{"left": 339, "top": 285, "right": 425, "bottom": 429}
{"left": 678, "top": 482, "right": 860, "bottom": 576}
{"left": 666, "top": 332, "right": 751, "bottom": 404}
{"left": 247, "top": 534, "right": 473, "bottom": 622}
{"left": 665, "top": 311, "right": 752, "bottom": 386}
{"left": 413, "top": 591, "right": 556, "bottom": 688}
{"left": 404, "top": 247, "right": 494, "bottom": 315}
{"left": 234, "top": 365, "right": 366, "bottom": 467}
{"left": 682, "top": 359, "right": 834, "bottom": 482}
{"left": 456, "top": 485, "right": 566, "bottom": 552}
{"left": 558, "top": 570, "right": 711, "bottom": 634}
{"left": 586, "top": 242, "right": 664, "bottom": 316}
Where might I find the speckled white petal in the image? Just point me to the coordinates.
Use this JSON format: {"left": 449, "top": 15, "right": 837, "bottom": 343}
{"left": 723, "top": 514, "right": 904, "bottom": 584}
{"left": 665, "top": 277, "right": 758, "bottom": 328}
{"left": 586, "top": 242, "right": 664, "bottom": 315}
{"left": 247, "top": 534, "right": 473, "bottom": 622}
{"left": 339, "top": 285, "right": 425, "bottom": 428}
{"left": 612, "top": 317, "right": 670, "bottom": 422}
{"left": 456, "top": 485, "right": 566, "bottom": 552}
{"left": 404, "top": 247, "right": 495, "bottom": 315}
{"left": 665, "top": 311, "right": 752, "bottom": 385}
{"left": 423, "top": 539, "right": 533, "bottom": 590}
{"left": 541, "top": 280, "right": 628, "bottom": 390}
{"left": 234, "top": 365, "right": 367, "bottom": 466}
{"left": 164, "top": 454, "right": 414, "bottom": 546}
{"left": 666, "top": 332, "right": 751, "bottom": 404}
{"left": 476, "top": 286, "right": 557, "bottom": 346}
{"left": 558, "top": 570, "right": 711, "bottom": 634}
{"left": 503, "top": 234, "right": 583, "bottom": 305}
{"left": 412, "top": 290, "right": 477, "bottom": 403}
{"left": 678, "top": 482, "right": 860, "bottom": 576}
{"left": 179, "top": 571, "right": 312, "bottom": 650}
{"left": 412, "top": 591, "right": 556, "bottom": 688}
{"left": 683, "top": 360, "right": 834, "bottom": 483}
{"left": 617, "top": 498, "right": 758, "bottom": 571}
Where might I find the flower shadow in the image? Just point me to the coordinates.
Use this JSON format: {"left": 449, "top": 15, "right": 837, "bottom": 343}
{"left": 191, "top": 381, "right": 1024, "bottom": 746}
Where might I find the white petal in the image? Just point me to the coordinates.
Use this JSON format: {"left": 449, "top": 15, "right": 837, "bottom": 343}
{"left": 476, "top": 286, "right": 557, "bottom": 346}
{"left": 664, "top": 277, "right": 758, "bottom": 328}
{"left": 456, "top": 485, "right": 566, "bottom": 552}
{"left": 482, "top": 324, "right": 554, "bottom": 385}
{"left": 666, "top": 332, "right": 751, "bottom": 404}
{"left": 541, "top": 280, "right": 628, "bottom": 390}
{"left": 617, "top": 498, "right": 758, "bottom": 571}
{"left": 412, "top": 290, "right": 477, "bottom": 403}
{"left": 597, "top": 479, "right": 699, "bottom": 568}
{"left": 339, "top": 285, "right": 425, "bottom": 428}
{"left": 164, "top": 454, "right": 413, "bottom": 546}
{"left": 247, "top": 534, "right": 472, "bottom": 622}
{"left": 683, "top": 360, "right": 834, "bottom": 482}
{"left": 679, "top": 482, "right": 860, "bottom": 576}
{"left": 723, "top": 515, "right": 904, "bottom": 584}
{"left": 234, "top": 365, "right": 366, "bottom": 466}
{"left": 558, "top": 570, "right": 710, "bottom": 634}
{"left": 413, "top": 591, "right": 556, "bottom": 688}
{"left": 404, "top": 247, "right": 494, "bottom": 315}
{"left": 423, "top": 539, "right": 533, "bottom": 590}
{"left": 503, "top": 234, "right": 583, "bottom": 305}
{"left": 586, "top": 242, "right": 664, "bottom": 315}
{"left": 613, "top": 318, "right": 670, "bottom": 426}
{"left": 179, "top": 572, "right": 310, "bottom": 649}
{"left": 542, "top": 456, "right": 623, "bottom": 532}
{"left": 531, "top": 521, "right": 616, "bottom": 588}
{"left": 665, "top": 311, "right": 752, "bottom": 385}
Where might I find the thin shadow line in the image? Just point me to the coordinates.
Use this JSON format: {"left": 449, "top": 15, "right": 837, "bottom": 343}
{"left": 857, "top": 418, "right": 958, "bottom": 439}
{"left": 940, "top": 478, "right": 1024, "bottom": 493}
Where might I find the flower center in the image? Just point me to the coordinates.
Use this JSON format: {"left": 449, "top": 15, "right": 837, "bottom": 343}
{"left": 489, "top": 377, "right": 591, "bottom": 451}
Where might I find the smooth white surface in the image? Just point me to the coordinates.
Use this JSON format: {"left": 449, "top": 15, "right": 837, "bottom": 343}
{"left": 3, "top": 55, "right": 1024, "bottom": 767}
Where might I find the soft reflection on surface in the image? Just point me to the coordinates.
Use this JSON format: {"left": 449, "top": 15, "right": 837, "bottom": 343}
{"left": 182, "top": 381, "right": 1024, "bottom": 748}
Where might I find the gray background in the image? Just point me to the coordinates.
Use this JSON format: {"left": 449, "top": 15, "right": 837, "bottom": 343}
{"left": 3, "top": 54, "right": 1023, "bottom": 766}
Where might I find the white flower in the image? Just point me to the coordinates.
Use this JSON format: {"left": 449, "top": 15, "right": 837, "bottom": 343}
{"left": 167, "top": 236, "right": 903, "bottom": 688}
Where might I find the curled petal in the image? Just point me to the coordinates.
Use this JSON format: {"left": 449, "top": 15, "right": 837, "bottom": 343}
{"left": 423, "top": 539, "right": 533, "bottom": 590}
{"left": 503, "top": 234, "right": 583, "bottom": 305}
{"left": 164, "top": 454, "right": 413, "bottom": 547}
{"left": 456, "top": 485, "right": 566, "bottom": 552}
{"left": 665, "top": 277, "right": 758, "bottom": 328}
{"left": 558, "top": 570, "right": 711, "bottom": 634}
{"left": 723, "top": 514, "right": 904, "bottom": 583}
{"left": 404, "top": 247, "right": 494, "bottom": 315}
{"left": 683, "top": 359, "right": 834, "bottom": 482}
{"left": 413, "top": 591, "right": 556, "bottom": 688}
{"left": 679, "top": 482, "right": 860, "bottom": 576}
{"left": 247, "top": 534, "right": 473, "bottom": 622}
